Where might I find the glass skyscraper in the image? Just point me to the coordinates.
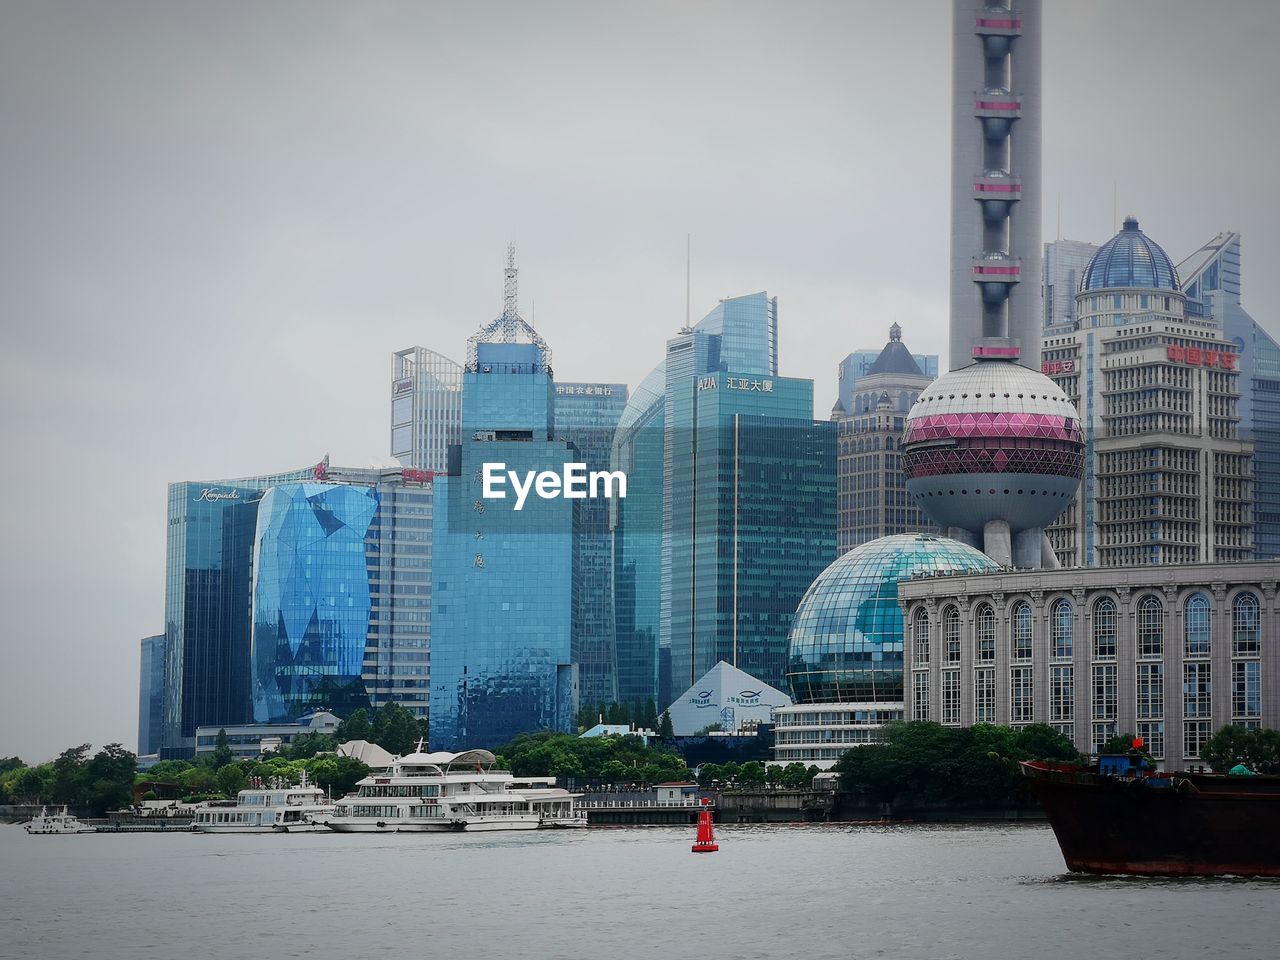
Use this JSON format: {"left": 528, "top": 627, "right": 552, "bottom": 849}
{"left": 1178, "top": 232, "right": 1280, "bottom": 559}
{"left": 611, "top": 362, "right": 666, "bottom": 709}
{"left": 431, "top": 317, "right": 578, "bottom": 749}
{"left": 554, "top": 381, "right": 629, "bottom": 708}
{"left": 163, "top": 463, "right": 317, "bottom": 754}
{"left": 249, "top": 483, "right": 380, "bottom": 724}
{"left": 668, "top": 370, "right": 837, "bottom": 695}
{"left": 391, "top": 346, "right": 463, "bottom": 471}
{"left": 137, "top": 634, "right": 165, "bottom": 756}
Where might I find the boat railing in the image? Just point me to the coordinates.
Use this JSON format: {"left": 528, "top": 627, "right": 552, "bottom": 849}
{"left": 576, "top": 798, "right": 710, "bottom": 809}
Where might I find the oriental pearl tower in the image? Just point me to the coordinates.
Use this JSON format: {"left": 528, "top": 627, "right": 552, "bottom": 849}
{"left": 902, "top": 0, "right": 1082, "bottom": 569}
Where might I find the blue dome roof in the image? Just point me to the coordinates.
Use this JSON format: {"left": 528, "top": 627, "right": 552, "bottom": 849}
{"left": 785, "top": 535, "right": 999, "bottom": 704}
{"left": 1081, "top": 216, "right": 1179, "bottom": 292}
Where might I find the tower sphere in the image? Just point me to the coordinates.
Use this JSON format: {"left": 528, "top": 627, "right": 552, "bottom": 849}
{"left": 902, "top": 356, "right": 1083, "bottom": 533}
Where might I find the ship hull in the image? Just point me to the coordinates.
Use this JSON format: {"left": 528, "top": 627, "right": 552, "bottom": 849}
{"left": 1023, "top": 762, "right": 1280, "bottom": 877}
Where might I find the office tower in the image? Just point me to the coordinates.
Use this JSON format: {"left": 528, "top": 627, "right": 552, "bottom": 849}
{"left": 833, "top": 324, "right": 938, "bottom": 552}
{"left": 554, "top": 381, "right": 629, "bottom": 708}
{"left": 1179, "top": 232, "right": 1280, "bottom": 559}
{"left": 360, "top": 472, "right": 434, "bottom": 720}
{"left": 658, "top": 292, "right": 779, "bottom": 703}
{"left": 950, "top": 0, "right": 1042, "bottom": 369}
{"left": 1042, "top": 239, "right": 1099, "bottom": 328}
{"left": 249, "top": 483, "right": 381, "bottom": 723}
{"left": 667, "top": 370, "right": 837, "bottom": 695}
{"left": 390, "top": 347, "right": 463, "bottom": 471}
{"left": 836, "top": 348, "right": 938, "bottom": 416}
{"left": 430, "top": 251, "right": 578, "bottom": 750}
{"left": 610, "top": 363, "right": 666, "bottom": 709}
{"left": 137, "top": 634, "right": 165, "bottom": 757}
{"left": 1042, "top": 218, "right": 1253, "bottom": 566}
{"left": 162, "top": 462, "right": 318, "bottom": 754}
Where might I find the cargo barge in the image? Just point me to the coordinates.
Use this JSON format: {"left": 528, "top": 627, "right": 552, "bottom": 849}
{"left": 1022, "top": 754, "right": 1280, "bottom": 877}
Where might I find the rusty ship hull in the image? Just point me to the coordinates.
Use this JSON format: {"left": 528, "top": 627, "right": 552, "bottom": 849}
{"left": 1022, "top": 760, "right": 1280, "bottom": 877}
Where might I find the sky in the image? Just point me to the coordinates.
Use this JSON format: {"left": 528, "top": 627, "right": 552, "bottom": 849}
{"left": 1, "top": 1, "right": 1277, "bottom": 761}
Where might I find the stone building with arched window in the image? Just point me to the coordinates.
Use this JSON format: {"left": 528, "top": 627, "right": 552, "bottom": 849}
{"left": 898, "top": 561, "right": 1278, "bottom": 769}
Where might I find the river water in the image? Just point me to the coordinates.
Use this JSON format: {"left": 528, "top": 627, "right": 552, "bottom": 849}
{"left": 2, "top": 822, "right": 1276, "bottom": 960}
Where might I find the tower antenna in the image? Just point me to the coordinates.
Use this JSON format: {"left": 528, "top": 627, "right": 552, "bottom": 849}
{"left": 685, "top": 233, "right": 691, "bottom": 331}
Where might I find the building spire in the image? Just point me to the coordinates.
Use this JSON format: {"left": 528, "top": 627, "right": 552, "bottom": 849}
{"left": 503, "top": 243, "right": 519, "bottom": 325}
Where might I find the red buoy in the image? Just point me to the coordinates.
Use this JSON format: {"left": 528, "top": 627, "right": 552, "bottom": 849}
{"left": 692, "top": 797, "right": 718, "bottom": 853}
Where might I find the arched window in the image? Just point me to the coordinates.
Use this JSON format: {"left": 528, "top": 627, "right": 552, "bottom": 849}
{"left": 1051, "top": 598, "right": 1073, "bottom": 659}
{"left": 1137, "top": 596, "right": 1163, "bottom": 659}
{"left": 1012, "top": 602, "right": 1033, "bottom": 661}
{"left": 913, "top": 608, "right": 930, "bottom": 665}
{"left": 1093, "top": 597, "right": 1116, "bottom": 659}
{"left": 1184, "top": 593, "right": 1211, "bottom": 657}
{"left": 975, "top": 604, "right": 995, "bottom": 663}
{"left": 1233, "top": 593, "right": 1260, "bottom": 656}
{"left": 944, "top": 606, "right": 961, "bottom": 664}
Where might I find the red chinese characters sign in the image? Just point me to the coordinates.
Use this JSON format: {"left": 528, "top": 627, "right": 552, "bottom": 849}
{"left": 1167, "top": 344, "right": 1237, "bottom": 370}
{"left": 1041, "top": 359, "right": 1075, "bottom": 375}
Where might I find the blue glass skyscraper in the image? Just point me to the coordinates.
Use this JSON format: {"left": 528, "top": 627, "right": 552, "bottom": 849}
{"left": 162, "top": 462, "right": 317, "bottom": 754}
{"left": 137, "top": 634, "right": 165, "bottom": 756}
{"left": 554, "top": 381, "right": 629, "bottom": 708}
{"left": 430, "top": 251, "right": 578, "bottom": 750}
{"left": 249, "top": 483, "right": 380, "bottom": 723}
{"left": 668, "top": 371, "right": 837, "bottom": 695}
{"left": 611, "top": 362, "right": 666, "bottom": 709}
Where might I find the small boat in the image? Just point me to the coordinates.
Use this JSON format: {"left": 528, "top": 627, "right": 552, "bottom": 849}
{"left": 24, "top": 807, "right": 96, "bottom": 834}
{"left": 192, "top": 770, "right": 333, "bottom": 833}
{"left": 1023, "top": 753, "right": 1280, "bottom": 877}
{"left": 324, "top": 742, "right": 586, "bottom": 833}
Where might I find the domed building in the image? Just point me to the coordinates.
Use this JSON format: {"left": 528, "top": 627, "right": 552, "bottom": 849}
{"left": 773, "top": 534, "right": 999, "bottom": 768}
{"left": 901, "top": 348, "right": 1084, "bottom": 568}
{"left": 1041, "top": 215, "right": 1253, "bottom": 567}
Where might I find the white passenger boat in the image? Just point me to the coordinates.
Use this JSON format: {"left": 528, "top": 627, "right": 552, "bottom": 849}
{"left": 193, "top": 770, "right": 333, "bottom": 833}
{"left": 322, "top": 744, "right": 586, "bottom": 833}
{"left": 24, "top": 807, "right": 96, "bottom": 834}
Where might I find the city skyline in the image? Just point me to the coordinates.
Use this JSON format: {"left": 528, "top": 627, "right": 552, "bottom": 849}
{"left": 3, "top": 1, "right": 1280, "bottom": 760}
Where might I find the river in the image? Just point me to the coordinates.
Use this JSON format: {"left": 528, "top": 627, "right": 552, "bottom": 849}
{"left": 2, "top": 822, "right": 1276, "bottom": 960}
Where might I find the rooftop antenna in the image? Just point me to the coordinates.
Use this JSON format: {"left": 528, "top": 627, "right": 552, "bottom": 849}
{"left": 502, "top": 243, "right": 518, "bottom": 334}
{"left": 1056, "top": 192, "right": 1061, "bottom": 241}
{"left": 1112, "top": 181, "right": 1117, "bottom": 234}
{"left": 680, "top": 232, "right": 691, "bottom": 335}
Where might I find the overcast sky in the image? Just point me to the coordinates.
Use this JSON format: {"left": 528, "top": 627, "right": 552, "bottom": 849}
{"left": 2, "top": 1, "right": 1277, "bottom": 761}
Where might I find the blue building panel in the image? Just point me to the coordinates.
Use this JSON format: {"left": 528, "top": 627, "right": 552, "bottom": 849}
{"left": 249, "top": 483, "right": 379, "bottom": 723}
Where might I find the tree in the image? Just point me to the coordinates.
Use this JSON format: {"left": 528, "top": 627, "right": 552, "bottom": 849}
{"left": 1202, "top": 725, "right": 1280, "bottom": 774}
{"left": 0, "top": 757, "right": 24, "bottom": 776}
{"left": 336, "top": 708, "right": 374, "bottom": 744}
{"left": 6, "top": 765, "right": 49, "bottom": 804}
{"left": 50, "top": 744, "right": 91, "bottom": 805}
{"left": 85, "top": 743, "right": 137, "bottom": 813}
{"left": 216, "top": 764, "right": 247, "bottom": 798}
{"left": 280, "top": 732, "right": 337, "bottom": 760}
{"left": 305, "top": 755, "right": 369, "bottom": 795}
{"left": 658, "top": 710, "right": 674, "bottom": 738}
{"left": 210, "top": 729, "right": 234, "bottom": 770}
{"left": 373, "top": 702, "right": 424, "bottom": 755}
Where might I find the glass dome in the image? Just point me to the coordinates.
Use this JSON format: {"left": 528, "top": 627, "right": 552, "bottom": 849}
{"left": 786, "top": 534, "right": 999, "bottom": 704}
{"left": 1081, "top": 216, "right": 1179, "bottom": 292}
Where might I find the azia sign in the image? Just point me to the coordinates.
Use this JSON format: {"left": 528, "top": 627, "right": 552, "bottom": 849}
{"left": 482, "top": 463, "right": 627, "bottom": 511}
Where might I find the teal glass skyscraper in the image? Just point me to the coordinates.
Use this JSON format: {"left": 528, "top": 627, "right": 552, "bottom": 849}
{"left": 611, "top": 362, "right": 667, "bottom": 709}
{"left": 430, "top": 250, "right": 578, "bottom": 750}
{"left": 668, "top": 371, "right": 837, "bottom": 695}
